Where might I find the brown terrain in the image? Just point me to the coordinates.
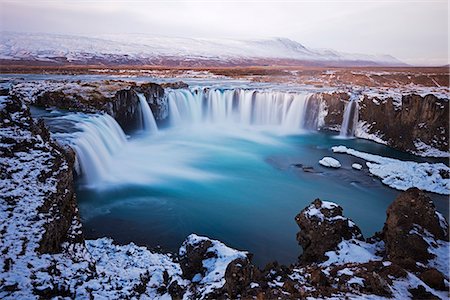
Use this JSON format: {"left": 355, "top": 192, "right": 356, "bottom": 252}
{"left": 1, "top": 64, "right": 449, "bottom": 89}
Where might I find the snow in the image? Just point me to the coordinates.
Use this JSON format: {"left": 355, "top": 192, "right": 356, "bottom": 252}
{"left": 347, "top": 277, "right": 365, "bottom": 286}
{"left": 410, "top": 225, "right": 450, "bottom": 276}
{"left": 84, "top": 238, "right": 184, "bottom": 299}
{"left": 332, "top": 145, "right": 450, "bottom": 195}
{"left": 0, "top": 32, "right": 404, "bottom": 65}
{"left": 319, "top": 157, "right": 342, "bottom": 168}
{"left": 352, "top": 163, "right": 363, "bottom": 170}
{"left": 413, "top": 140, "right": 450, "bottom": 158}
{"left": 304, "top": 201, "right": 345, "bottom": 223}
{"left": 180, "top": 234, "right": 248, "bottom": 298}
{"left": 321, "top": 239, "right": 382, "bottom": 267}
{"left": 337, "top": 268, "right": 354, "bottom": 276}
{"left": 354, "top": 121, "right": 387, "bottom": 145}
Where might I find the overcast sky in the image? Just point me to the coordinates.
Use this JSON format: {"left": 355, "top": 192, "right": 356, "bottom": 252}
{"left": 0, "top": 0, "right": 448, "bottom": 65}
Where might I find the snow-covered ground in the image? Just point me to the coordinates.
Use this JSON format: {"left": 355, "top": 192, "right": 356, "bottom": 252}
{"left": 332, "top": 145, "right": 450, "bottom": 195}
{"left": 0, "top": 32, "right": 404, "bottom": 65}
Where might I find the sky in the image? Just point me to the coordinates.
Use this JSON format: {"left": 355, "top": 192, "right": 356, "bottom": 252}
{"left": 0, "top": 0, "right": 448, "bottom": 66}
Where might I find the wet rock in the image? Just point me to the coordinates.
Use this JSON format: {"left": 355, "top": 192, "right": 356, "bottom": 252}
{"left": 419, "top": 268, "right": 446, "bottom": 291}
{"left": 321, "top": 92, "right": 348, "bottom": 129}
{"left": 382, "top": 188, "right": 449, "bottom": 267}
{"left": 295, "top": 199, "right": 363, "bottom": 264}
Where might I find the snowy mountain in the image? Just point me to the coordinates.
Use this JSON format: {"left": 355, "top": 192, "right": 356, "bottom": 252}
{"left": 0, "top": 32, "right": 405, "bottom": 66}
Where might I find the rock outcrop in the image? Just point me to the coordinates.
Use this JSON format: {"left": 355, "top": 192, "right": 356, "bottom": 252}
{"left": 295, "top": 199, "right": 363, "bottom": 264}
{"left": 381, "top": 188, "right": 449, "bottom": 268}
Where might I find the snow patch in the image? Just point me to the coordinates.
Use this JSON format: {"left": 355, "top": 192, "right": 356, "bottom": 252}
{"left": 319, "top": 157, "right": 341, "bottom": 168}
{"left": 332, "top": 146, "right": 450, "bottom": 195}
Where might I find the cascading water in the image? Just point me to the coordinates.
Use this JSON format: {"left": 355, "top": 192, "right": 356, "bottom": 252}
{"left": 167, "top": 88, "right": 315, "bottom": 133}
{"left": 63, "top": 113, "right": 128, "bottom": 185}
{"left": 137, "top": 93, "right": 158, "bottom": 133}
{"left": 339, "top": 99, "right": 359, "bottom": 137}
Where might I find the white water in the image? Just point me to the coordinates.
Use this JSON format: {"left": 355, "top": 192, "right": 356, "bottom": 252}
{"left": 137, "top": 93, "right": 158, "bottom": 133}
{"left": 167, "top": 88, "right": 314, "bottom": 134}
{"left": 69, "top": 113, "right": 127, "bottom": 185}
{"left": 65, "top": 88, "right": 322, "bottom": 185}
{"left": 340, "top": 100, "right": 359, "bottom": 137}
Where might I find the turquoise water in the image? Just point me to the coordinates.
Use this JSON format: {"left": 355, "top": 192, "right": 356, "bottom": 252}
{"left": 76, "top": 125, "right": 448, "bottom": 266}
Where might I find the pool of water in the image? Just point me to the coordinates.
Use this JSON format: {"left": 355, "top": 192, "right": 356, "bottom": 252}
{"left": 74, "top": 124, "right": 448, "bottom": 267}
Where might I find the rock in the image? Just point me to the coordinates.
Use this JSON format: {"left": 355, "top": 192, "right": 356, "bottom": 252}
{"left": 408, "top": 285, "right": 440, "bottom": 300}
{"left": 295, "top": 199, "right": 363, "bottom": 264}
{"left": 160, "top": 81, "right": 189, "bottom": 89}
{"left": 224, "top": 257, "right": 260, "bottom": 298}
{"left": 168, "top": 281, "right": 185, "bottom": 300}
{"left": 321, "top": 92, "right": 348, "bottom": 129}
{"left": 382, "top": 188, "right": 449, "bottom": 268}
{"left": 419, "top": 268, "right": 446, "bottom": 291}
{"left": 358, "top": 94, "right": 449, "bottom": 155}
{"left": 310, "top": 269, "right": 329, "bottom": 286}
{"left": 352, "top": 163, "right": 363, "bottom": 170}
{"left": 179, "top": 235, "right": 214, "bottom": 280}
{"left": 319, "top": 157, "right": 341, "bottom": 168}
{"left": 27, "top": 80, "right": 168, "bottom": 132}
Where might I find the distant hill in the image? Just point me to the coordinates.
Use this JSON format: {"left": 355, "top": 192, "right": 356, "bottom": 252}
{"left": 0, "top": 32, "right": 406, "bottom": 67}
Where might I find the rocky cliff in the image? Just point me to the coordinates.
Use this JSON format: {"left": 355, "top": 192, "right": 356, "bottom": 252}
{"left": 12, "top": 80, "right": 170, "bottom": 132}
{"left": 317, "top": 92, "right": 449, "bottom": 157}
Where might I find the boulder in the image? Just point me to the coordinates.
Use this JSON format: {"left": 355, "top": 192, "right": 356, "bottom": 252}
{"left": 382, "top": 188, "right": 449, "bottom": 268}
{"left": 419, "top": 268, "right": 446, "bottom": 291}
{"left": 295, "top": 199, "right": 363, "bottom": 264}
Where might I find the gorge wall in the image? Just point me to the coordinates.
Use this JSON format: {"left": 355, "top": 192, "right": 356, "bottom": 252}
{"left": 9, "top": 79, "right": 449, "bottom": 157}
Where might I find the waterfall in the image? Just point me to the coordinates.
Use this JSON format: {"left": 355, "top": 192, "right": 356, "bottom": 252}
{"left": 137, "top": 93, "right": 158, "bottom": 133}
{"left": 167, "top": 88, "right": 312, "bottom": 133}
{"left": 339, "top": 99, "right": 359, "bottom": 137}
{"left": 70, "top": 113, "right": 127, "bottom": 184}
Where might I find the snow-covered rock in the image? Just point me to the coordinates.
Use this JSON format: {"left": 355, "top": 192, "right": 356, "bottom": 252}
{"left": 352, "top": 163, "right": 363, "bottom": 170}
{"left": 332, "top": 145, "right": 450, "bottom": 195}
{"left": 319, "top": 156, "right": 341, "bottom": 168}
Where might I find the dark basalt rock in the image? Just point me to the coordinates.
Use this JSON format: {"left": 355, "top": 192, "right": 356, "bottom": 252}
{"left": 224, "top": 257, "right": 260, "bottom": 298}
{"left": 419, "top": 268, "right": 446, "bottom": 291}
{"left": 317, "top": 92, "right": 448, "bottom": 156}
{"left": 320, "top": 92, "right": 348, "bottom": 130}
{"left": 358, "top": 94, "right": 449, "bottom": 154}
{"left": 381, "top": 188, "right": 449, "bottom": 267}
{"left": 408, "top": 285, "right": 440, "bottom": 300}
{"left": 295, "top": 199, "right": 363, "bottom": 264}
{"left": 179, "top": 238, "right": 214, "bottom": 280}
